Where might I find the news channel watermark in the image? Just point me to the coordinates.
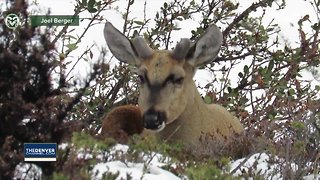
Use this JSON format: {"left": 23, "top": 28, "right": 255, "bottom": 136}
{"left": 24, "top": 143, "right": 57, "bottom": 162}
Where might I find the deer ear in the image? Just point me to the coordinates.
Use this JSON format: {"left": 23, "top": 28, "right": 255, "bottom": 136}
{"left": 104, "top": 22, "right": 153, "bottom": 65}
{"left": 186, "top": 24, "right": 223, "bottom": 67}
{"left": 104, "top": 22, "right": 137, "bottom": 65}
{"left": 172, "top": 38, "right": 191, "bottom": 61}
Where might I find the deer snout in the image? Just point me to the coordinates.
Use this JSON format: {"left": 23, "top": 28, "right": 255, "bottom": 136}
{"left": 143, "top": 109, "right": 166, "bottom": 131}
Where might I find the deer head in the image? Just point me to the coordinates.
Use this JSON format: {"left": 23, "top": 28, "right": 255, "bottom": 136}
{"left": 104, "top": 22, "right": 223, "bottom": 132}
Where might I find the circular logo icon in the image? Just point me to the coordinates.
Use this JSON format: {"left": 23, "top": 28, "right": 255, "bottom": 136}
{"left": 5, "top": 13, "right": 20, "bottom": 29}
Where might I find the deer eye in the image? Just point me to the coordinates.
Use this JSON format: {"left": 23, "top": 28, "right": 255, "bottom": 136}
{"left": 164, "top": 75, "right": 184, "bottom": 86}
{"left": 173, "top": 77, "right": 184, "bottom": 85}
{"left": 138, "top": 75, "right": 145, "bottom": 84}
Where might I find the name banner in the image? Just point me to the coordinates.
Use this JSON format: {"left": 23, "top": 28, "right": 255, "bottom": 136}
{"left": 30, "top": 15, "right": 79, "bottom": 27}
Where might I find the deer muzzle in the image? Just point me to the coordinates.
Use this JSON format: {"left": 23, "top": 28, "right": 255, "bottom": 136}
{"left": 143, "top": 108, "right": 166, "bottom": 131}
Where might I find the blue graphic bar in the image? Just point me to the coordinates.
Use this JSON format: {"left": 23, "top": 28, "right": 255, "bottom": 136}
{"left": 24, "top": 143, "right": 57, "bottom": 161}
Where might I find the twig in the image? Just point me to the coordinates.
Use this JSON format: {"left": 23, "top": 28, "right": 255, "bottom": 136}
{"left": 51, "top": 9, "right": 82, "bottom": 45}
{"left": 65, "top": 44, "right": 94, "bottom": 78}
{"left": 223, "top": 0, "right": 269, "bottom": 39}
{"left": 123, "top": 0, "right": 133, "bottom": 34}
{"left": 105, "top": 69, "right": 130, "bottom": 105}
{"left": 57, "top": 63, "right": 100, "bottom": 122}
{"left": 230, "top": 152, "right": 260, "bottom": 174}
{"left": 164, "top": 125, "right": 181, "bottom": 143}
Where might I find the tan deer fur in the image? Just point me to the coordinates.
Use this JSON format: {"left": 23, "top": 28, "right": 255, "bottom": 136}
{"left": 103, "top": 22, "right": 244, "bottom": 146}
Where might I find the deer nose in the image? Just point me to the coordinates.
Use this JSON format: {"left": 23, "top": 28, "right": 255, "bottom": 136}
{"left": 143, "top": 109, "right": 166, "bottom": 131}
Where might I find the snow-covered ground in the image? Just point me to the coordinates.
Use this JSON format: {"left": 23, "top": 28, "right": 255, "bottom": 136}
{"left": 230, "top": 152, "right": 320, "bottom": 180}
{"left": 230, "top": 153, "right": 320, "bottom": 180}
{"left": 92, "top": 161, "right": 180, "bottom": 180}
{"left": 14, "top": 144, "right": 320, "bottom": 180}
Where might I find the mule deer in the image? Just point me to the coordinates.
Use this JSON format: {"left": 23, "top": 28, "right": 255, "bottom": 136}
{"left": 103, "top": 22, "right": 243, "bottom": 146}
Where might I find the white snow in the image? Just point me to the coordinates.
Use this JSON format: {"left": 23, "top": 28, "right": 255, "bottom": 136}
{"left": 92, "top": 161, "right": 180, "bottom": 180}
{"left": 303, "top": 174, "right": 320, "bottom": 180}
{"left": 230, "top": 153, "right": 282, "bottom": 179}
{"left": 14, "top": 144, "right": 320, "bottom": 179}
{"left": 14, "top": 163, "right": 42, "bottom": 180}
{"left": 90, "top": 144, "right": 179, "bottom": 179}
{"left": 230, "top": 152, "right": 320, "bottom": 180}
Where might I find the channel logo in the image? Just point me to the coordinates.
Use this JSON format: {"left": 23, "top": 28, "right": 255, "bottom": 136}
{"left": 4, "top": 13, "right": 20, "bottom": 29}
{"left": 24, "top": 143, "right": 57, "bottom": 162}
